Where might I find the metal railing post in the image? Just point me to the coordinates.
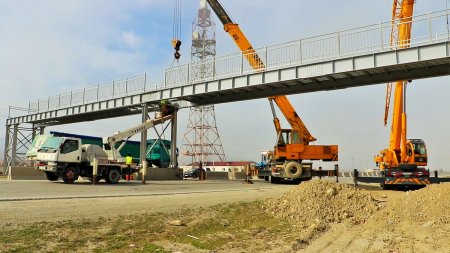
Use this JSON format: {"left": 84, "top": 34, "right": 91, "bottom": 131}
{"left": 47, "top": 97, "right": 50, "bottom": 110}
{"left": 447, "top": 9, "right": 450, "bottom": 41}
{"left": 429, "top": 13, "right": 433, "bottom": 42}
{"left": 97, "top": 84, "right": 99, "bottom": 101}
{"left": 112, "top": 80, "right": 115, "bottom": 97}
{"left": 82, "top": 88, "right": 85, "bottom": 104}
{"left": 58, "top": 94, "right": 61, "bottom": 108}
{"left": 264, "top": 46, "right": 268, "bottom": 69}
{"left": 240, "top": 51, "right": 244, "bottom": 75}
{"left": 337, "top": 31, "right": 341, "bottom": 58}
{"left": 70, "top": 91, "right": 73, "bottom": 106}
{"left": 164, "top": 69, "right": 167, "bottom": 88}
{"left": 187, "top": 64, "right": 190, "bottom": 84}
{"left": 299, "top": 38, "right": 303, "bottom": 65}
{"left": 125, "top": 78, "right": 128, "bottom": 94}
{"left": 213, "top": 58, "right": 217, "bottom": 80}
{"left": 380, "top": 22, "right": 384, "bottom": 51}
{"left": 144, "top": 72, "right": 147, "bottom": 92}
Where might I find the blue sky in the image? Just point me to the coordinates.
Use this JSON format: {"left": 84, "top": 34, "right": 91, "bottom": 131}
{"left": 1, "top": 0, "right": 450, "bottom": 171}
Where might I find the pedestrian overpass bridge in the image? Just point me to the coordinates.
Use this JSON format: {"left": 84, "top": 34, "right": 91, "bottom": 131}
{"left": 4, "top": 10, "right": 450, "bottom": 171}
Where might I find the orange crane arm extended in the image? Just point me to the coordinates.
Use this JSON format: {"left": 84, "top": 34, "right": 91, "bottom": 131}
{"left": 376, "top": 0, "right": 415, "bottom": 169}
{"left": 206, "top": 0, "right": 264, "bottom": 70}
{"left": 270, "top": 96, "right": 316, "bottom": 143}
{"left": 388, "top": 0, "right": 414, "bottom": 163}
{"left": 206, "top": 0, "right": 315, "bottom": 143}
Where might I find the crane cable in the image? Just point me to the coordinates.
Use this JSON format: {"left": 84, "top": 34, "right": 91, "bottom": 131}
{"left": 172, "top": 0, "right": 182, "bottom": 61}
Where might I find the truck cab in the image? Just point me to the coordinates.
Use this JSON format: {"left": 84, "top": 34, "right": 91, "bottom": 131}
{"left": 36, "top": 137, "right": 82, "bottom": 170}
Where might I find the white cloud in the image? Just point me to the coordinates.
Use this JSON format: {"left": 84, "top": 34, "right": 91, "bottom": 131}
{"left": 122, "top": 31, "right": 142, "bottom": 49}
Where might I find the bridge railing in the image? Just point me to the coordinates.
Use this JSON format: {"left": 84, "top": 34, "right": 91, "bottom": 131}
{"left": 25, "top": 9, "right": 450, "bottom": 114}
{"left": 165, "top": 9, "right": 450, "bottom": 87}
{"left": 27, "top": 73, "right": 159, "bottom": 113}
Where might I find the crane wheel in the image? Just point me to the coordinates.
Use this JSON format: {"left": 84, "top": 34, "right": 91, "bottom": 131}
{"left": 285, "top": 161, "right": 302, "bottom": 179}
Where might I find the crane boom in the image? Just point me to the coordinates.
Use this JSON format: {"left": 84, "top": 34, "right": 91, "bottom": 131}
{"left": 205, "top": 0, "right": 337, "bottom": 182}
{"left": 360, "top": 0, "right": 448, "bottom": 190}
{"left": 205, "top": 0, "right": 313, "bottom": 139}
{"left": 103, "top": 115, "right": 173, "bottom": 160}
{"left": 206, "top": 0, "right": 264, "bottom": 70}
{"left": 376, "top": 0, "right": 416, "bottom": 169}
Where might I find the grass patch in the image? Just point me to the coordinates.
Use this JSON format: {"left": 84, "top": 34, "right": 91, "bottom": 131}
{"left": 0, "top": 201, "right": 300, "bottom": 252}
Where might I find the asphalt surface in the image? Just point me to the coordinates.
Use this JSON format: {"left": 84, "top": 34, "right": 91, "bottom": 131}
{"left": 0, "top": 179, "right": 293, "bottom": 201}
{"left": 0, "top": 179, "right": 295, "bottom": 225}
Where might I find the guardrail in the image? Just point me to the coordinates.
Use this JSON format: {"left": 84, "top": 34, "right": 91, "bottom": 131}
{"left": 27, "top": 73, "right": 163, "bottom": 114}
{"left": 23, "top": 9, "right": 450, "bottom": 114}
{"left": 165, "top": 9, "right": 450, "bottom": 87}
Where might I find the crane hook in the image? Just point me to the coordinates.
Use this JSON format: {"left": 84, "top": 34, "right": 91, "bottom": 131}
{"left": 172, "top": 39, "right": 182, "bottom": 60}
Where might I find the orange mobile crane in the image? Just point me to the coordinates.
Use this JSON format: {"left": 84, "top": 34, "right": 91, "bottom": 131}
{"left": 205, "top": 0, "right": 338, "bottom": 183}
{"left": 355, "top": 0, "right": 450, "bottom": 189}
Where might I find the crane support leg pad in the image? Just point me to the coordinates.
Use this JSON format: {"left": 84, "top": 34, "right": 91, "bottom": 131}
{"left": 429, "top": 177, "right": 450, "bottom": 183}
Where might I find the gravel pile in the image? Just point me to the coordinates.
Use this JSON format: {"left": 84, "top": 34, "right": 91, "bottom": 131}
{"left": 264, "top": 179, "right": 380, "bottom": 229}
{"left": 380, "top": 182, "right": 450, "bottom": 225}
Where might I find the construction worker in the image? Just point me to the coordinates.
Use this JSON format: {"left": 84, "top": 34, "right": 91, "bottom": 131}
{"left": 125, "top": 153, "right": 133, "bottom": 181}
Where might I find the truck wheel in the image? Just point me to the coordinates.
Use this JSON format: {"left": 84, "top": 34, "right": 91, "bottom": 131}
{"left": 62, "top": 167, "right": 78, "bottom": 184}
{"left": 105, "top": 168, "right": 121, "bottom": 184}
{"left": 285, "top": 161, "right": 302, "bottom": 179}
{"left": 44, "top": 171, "right": 59, "bottom": 181}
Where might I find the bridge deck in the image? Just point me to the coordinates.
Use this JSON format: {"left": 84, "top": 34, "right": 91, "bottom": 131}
{"left": 6, "top": 9, "right": 450, "bottom": 126}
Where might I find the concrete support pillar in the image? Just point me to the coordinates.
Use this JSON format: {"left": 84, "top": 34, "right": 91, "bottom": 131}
{"left": 170, "top": 108, "right": 178, "bottom": 168}
{"left": 140, "top": 103, "right": 148, "bottom": 184}
{"left": 141, "top": 160, "right": 147, "bottom": 184}
{"left": 92, "top": 158, "right": 98, "bottom": 185}
{"left": 140, "top": 103, "right": 148, "bottom": 165}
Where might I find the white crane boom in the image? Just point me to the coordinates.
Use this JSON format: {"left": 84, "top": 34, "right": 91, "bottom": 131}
{"left": 102, "top": 115, "right": 173, "bottom": 160}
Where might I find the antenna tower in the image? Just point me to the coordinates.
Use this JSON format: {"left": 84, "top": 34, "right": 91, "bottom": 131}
{"left": 180, "top": 0, "right": 226, "bottom": 165}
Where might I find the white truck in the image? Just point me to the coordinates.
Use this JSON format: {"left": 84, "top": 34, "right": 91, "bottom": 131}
{"left": 33, "top": 114, "right": 173, "bottom": 183}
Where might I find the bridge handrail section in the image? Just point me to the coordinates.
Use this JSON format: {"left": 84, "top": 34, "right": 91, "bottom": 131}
{"left": 27, "top": 73, "right": 159, "bottom": 114}
{"left": 165, "top": 9, "right": 450, "bottom": 86}
{"left": 25, "top": 9, "right": 450, "bottom": 115}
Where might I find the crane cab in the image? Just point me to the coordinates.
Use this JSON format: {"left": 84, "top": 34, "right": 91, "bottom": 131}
{"left": 407, "top": 139, "right": 427, "bottom": 166}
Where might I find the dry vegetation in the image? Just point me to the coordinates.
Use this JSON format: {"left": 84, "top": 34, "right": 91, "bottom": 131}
{"left": 1, "top": 180, "right": 449, "bottom": 253}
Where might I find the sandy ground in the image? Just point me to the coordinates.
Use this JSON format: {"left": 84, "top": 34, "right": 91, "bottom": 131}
{"left": 1, "top": 178, "right": 449, "bottom": 253}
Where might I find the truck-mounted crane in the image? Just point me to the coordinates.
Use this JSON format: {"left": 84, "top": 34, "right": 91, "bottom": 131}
{"left": 355, "top": 0, "right": 450, "bottom": 188}
{"left": 205, "top": 0, "right": 338, "bottom": 183}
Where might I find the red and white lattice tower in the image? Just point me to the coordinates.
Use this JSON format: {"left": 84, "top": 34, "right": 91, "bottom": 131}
{"left": 180, "top": 0, "right": 226, "bottom": 165}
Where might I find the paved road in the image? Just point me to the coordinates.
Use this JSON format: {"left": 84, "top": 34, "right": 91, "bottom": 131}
{"left": 0, "top": 179, "right": 294, "bottom": 225}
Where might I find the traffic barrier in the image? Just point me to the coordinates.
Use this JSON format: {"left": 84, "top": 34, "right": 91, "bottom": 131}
{"left": 8, "top": 166, "right": 46, "bottom": 180}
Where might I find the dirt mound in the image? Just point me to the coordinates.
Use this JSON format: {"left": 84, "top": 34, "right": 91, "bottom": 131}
{"left": 379, "top": 182, "right": 450, "bottom": 225}
{"left": 264, "top": 179, "right": 380, "bottom": 229}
